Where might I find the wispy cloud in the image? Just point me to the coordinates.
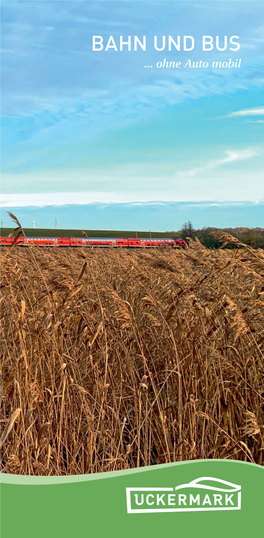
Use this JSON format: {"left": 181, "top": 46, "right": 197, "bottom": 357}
{"left": 177, "top": 147, "right": 258, "bottom": 179}
{"left": 245, "top": 119, "right": 264, "bottom": 124}
{"left": 226, "top": 106, "right": 264, "bottom": 118}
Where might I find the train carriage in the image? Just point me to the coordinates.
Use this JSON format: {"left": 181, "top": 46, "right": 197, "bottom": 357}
{"left": 0, "top": 236, "right": 187, "bottom": 249}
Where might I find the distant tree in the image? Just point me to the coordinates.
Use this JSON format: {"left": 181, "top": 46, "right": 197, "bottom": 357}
{"left": 197, "top": 228, "right": 221, "bottom": 249}
{"left": 177, "top": 225, "right": 263, "bottom": 250}
{"left": 181, "top": 221, "right": 195, "bottom": 240}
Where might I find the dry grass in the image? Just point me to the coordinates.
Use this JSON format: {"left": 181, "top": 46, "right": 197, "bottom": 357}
{"left": 1, "top": 237, "right": 264, "bottom": 475}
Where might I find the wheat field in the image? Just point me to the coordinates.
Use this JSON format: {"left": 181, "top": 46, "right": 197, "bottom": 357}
{"left": 1, "top": 235, "right": 264, "bottom": 475}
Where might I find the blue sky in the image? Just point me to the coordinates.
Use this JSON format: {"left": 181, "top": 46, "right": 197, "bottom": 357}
{"left": 1, "top": 0, "right": 264, "bottom": 230}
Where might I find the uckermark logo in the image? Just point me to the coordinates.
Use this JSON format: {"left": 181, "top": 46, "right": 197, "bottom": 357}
{"left": 126, "top": 477, "right": 241, "bottom": 513}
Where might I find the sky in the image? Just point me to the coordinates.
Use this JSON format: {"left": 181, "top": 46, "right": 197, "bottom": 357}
{"left": 1, "top": 0, "right": 264, "bottom": 230}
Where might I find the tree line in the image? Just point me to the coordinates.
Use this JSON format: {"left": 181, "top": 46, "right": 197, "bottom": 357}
{"left": 180, "top": 221, "right": 264, "bottom": 249}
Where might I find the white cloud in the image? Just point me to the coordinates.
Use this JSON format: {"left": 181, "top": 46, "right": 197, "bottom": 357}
{"left": 245, "top": 119, "right": 264, "bottom": 124}
{"left": 177, "top": 147, "right": 259, "bottom": 179}
{"left": 1, "top": 192, "right": 264, "bottom": 209}
{"left": 0, "top": 192, "right": 135, "bottom": 208}
{"left": 2, "top": 191, "right": 196, "bottom": 208}
{"left": 226, "top": 106, "right": 264, "bottom": 118}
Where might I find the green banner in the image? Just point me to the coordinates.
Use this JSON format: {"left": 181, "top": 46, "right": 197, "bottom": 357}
{"left": 1, "top": 460, "right": 263, "bottom": 538}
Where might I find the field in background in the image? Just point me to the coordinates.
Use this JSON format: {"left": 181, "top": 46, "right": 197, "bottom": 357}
{"left": 1, "top": 236, "right": 264, "bottom": 475}
{"left": 0, "top": 228, "right": 180, "bottom": 239}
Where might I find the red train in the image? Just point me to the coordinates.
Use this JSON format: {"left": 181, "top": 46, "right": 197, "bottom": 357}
{"left": 0, "top": 236, "right": 187, "bottom": 248}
